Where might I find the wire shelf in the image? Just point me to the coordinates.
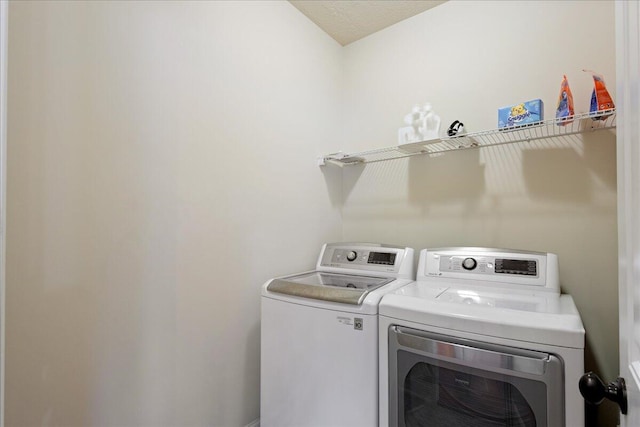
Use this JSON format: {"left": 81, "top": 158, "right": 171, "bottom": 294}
{"left": 320, "top": 110, "right": 616, "bottom": 167}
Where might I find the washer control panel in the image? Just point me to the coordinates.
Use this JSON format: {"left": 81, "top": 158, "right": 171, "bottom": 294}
{"left": 318, "top": 243, "right": 414, "bottom": 278}
{"left": 420, "top": 248, "right": 558, "bottom": 292}
{"left": 330, "top": 248, "right": 397, "bottom": 266}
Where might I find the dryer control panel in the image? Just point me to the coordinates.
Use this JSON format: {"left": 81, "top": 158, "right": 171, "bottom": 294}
{"left": 440, "top": 255, "right": 537, "bottom": 276}
{"left": 419, "top": 248, "right": 559, "bottom": 293}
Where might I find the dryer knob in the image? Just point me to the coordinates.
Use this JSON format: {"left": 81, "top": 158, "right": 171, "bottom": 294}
{"left": 347, "top": 251, "right": 358, "bottom": 262}
{"left": 462, "top": 257, "right": 477, "bottom": 270}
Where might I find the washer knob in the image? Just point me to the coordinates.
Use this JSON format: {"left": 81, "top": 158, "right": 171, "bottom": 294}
{"left": 346, "top": 251, "right": 358, "bottom": 262}
{"left": 462, "top": 257, "right": 477, "bottom": 270}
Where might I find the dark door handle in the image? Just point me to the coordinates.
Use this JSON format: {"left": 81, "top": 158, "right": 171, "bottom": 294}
{"left": 579, "top": 371, "right": 628, "bottom": 414}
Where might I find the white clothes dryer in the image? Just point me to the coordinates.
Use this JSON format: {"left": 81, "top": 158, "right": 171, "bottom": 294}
{"left": 379, "top": 247, "right": 585, "bottom": 427}
{"left": 261, "top": 243, "right": 415, "bottom": 427}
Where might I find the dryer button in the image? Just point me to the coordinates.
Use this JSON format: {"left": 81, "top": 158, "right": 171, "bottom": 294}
{"left": 462, "top": 257, "right": 477, "bottom": 270}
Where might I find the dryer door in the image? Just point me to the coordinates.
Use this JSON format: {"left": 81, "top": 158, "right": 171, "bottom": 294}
{"left": 388, "top": 326, "right": 564, "bottom": 427}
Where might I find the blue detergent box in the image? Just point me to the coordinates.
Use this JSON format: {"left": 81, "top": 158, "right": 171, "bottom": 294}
{"left": 498, "top": 99, "right": 544, "bottom": 129}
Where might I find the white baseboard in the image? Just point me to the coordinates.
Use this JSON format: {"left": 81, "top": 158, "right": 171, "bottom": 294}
{"left": 245, "top": 418, "right": 259, "bottom": 427}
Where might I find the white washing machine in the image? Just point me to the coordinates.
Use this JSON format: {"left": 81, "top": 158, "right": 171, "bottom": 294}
{"left": 261, "top": 242, "right": 415, "bottom": 427}
{"left": 379, "top": 247, "right": 585, "bottom": 427}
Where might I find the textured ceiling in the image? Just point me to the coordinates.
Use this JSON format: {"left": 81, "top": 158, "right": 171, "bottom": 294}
{"left": 289, "top": 1, "right": 447, "bottom": 46}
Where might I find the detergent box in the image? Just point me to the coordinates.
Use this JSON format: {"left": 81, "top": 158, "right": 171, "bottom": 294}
{"left": 498, "top": 99, "right": 544, "bottom": 129}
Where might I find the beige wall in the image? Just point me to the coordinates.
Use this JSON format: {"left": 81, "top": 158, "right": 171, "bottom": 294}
{"left": 340, "top": 0, "right": 618, "bottom": 422}
{"left": 6, "top": 0, "right": 621, "bottom": 426}
{"left": 6, "top": 1, "right": 342, "bottom": 426}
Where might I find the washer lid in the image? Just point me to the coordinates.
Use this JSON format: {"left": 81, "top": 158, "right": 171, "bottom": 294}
{"left": 267, "top": 271, "right": 393, "bottom": 305}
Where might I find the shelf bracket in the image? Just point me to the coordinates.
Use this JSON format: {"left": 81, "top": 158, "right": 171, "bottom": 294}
{"left": 318, "top": 152, "right": 365, "bottom": 167}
